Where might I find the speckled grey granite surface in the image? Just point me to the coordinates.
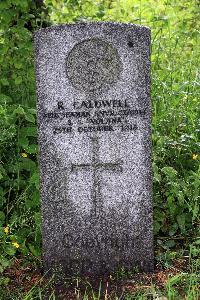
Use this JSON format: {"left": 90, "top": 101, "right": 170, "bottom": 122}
{"left": 34, "top": 22, "right": 154, "bottom": 276}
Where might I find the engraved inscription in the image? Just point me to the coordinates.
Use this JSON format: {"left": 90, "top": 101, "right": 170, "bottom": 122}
{"left": 44, "top": 100, "right": 145, "bottom": 135}
{"left": 63, "top": 234, "right": 135, "bottom": 249}
{"left": 71, "top": 136, "right": 123, "bottom": 217}
{"left": 66, "top": 38, "right": 122, "bottom": 91}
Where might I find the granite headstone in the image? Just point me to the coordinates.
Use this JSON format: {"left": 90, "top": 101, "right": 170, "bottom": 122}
{"left": 34, "top": 22, "right": 154, "bottom": 276}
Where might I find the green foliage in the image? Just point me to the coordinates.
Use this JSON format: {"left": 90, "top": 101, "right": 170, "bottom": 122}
{"left": 0, "top": 0, "right": 49, "bottom": 107}
{"left": 0, "top": 102, "right": 41, "bottom": 263}
{"left": 0, "top": 0, "right": 46, "bottom": 268}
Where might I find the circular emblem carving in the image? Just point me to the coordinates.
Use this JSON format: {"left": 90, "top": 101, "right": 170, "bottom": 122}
{"left": 66, "top": 38, "right": 122, "bottom": 92}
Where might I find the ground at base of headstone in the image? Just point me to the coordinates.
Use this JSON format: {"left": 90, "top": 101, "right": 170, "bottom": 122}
{"left": 1, "top": 250, "right": 199, "bottom": 300}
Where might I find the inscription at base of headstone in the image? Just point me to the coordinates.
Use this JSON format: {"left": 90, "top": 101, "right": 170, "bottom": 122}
{"left": 34, "top": 22, "right": 154, "bottom": 276}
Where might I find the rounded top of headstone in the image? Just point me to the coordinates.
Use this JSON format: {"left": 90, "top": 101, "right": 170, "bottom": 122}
{"left": 66, "top": 38, "right": 122, "bottom": 92}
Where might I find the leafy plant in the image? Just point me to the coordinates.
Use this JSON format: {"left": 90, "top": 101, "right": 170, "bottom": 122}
{"left": 0, "top": 0, "right": 46, "bottom": 272}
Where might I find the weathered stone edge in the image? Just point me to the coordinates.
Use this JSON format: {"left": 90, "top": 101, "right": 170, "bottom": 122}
{"left": 34, "top": 21, "right": 150, "bottom": 36}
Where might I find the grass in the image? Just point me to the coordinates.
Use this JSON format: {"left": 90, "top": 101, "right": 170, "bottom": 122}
{"left": 1, "top": 246, "right": 199, "bottom": 299}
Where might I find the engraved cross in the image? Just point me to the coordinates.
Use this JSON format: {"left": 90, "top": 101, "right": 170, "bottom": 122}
{"left": 71, "top": 136, "right": 123, "bottom": 216}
